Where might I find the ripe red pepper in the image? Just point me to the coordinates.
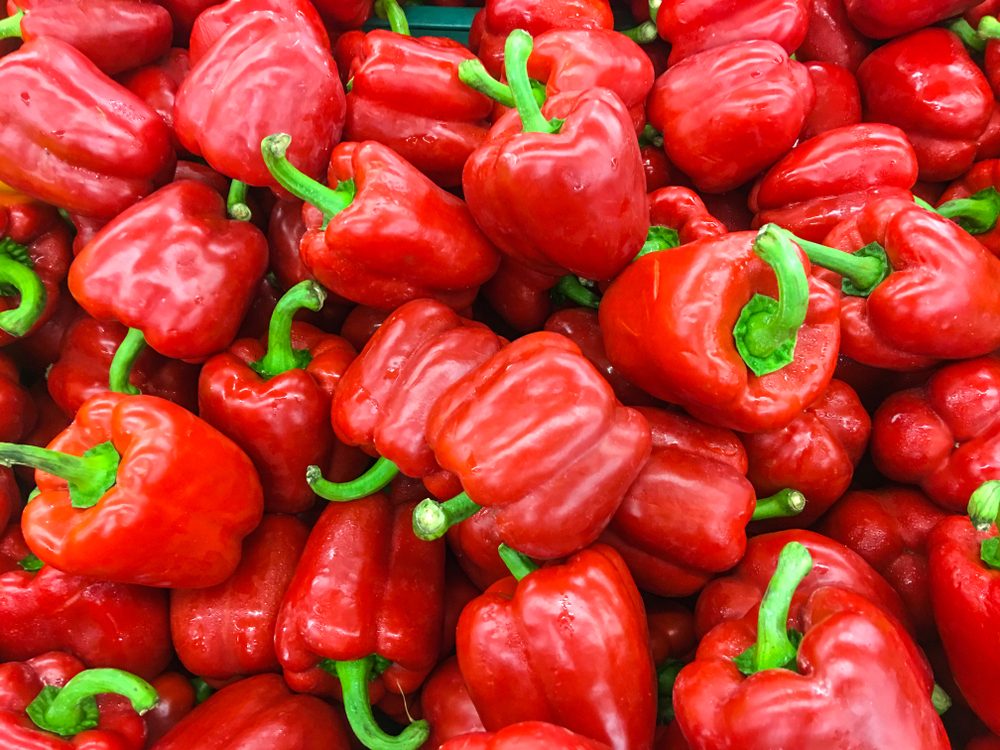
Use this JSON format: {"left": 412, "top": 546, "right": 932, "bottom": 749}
{"left": 458, "top": 544, "right": 656, "bottom": 750}
{"left": 601, "top": 226, "right": 840, "bottom": 433}
{"left": 150, "top": 674, "right": 351, "bottom": 749}
{"left": 186, "top": 0, "right": 326, "bottom": 62}
{"left": 441, "top": 723, "right": 612, "bottom": 749}
{"left": 0, "top": 354, "right": 35, "bottom": 447}
{"left": 482, "top": 257, "right": 556, "bottom": 333}
{"left": 822, "top": 487, "right": 948, "bottom": 639}
{"left": 647, "top": 186, "right": 727, "bottom": 246}
{"left": 800, "top": 62, "right": 861, "bottom": 141}
{"left": 750, "top": 124, "right": 919, "bottom": 241}
{"left": 675, "top": 542, "right": 949, "bottom": 749}
{"left": 796, "top": 0, "right": 872, "bottom": 72}
{"left": 275, "top": 493, "right": 443, "bottom": 749}
{"left": 421, "top": 657, "right": 485, "bottom": 749}
{"left": 939, "top": 159, "right": 1000, "bottom": 257}
{"left": 156, "top": 0, "right": 219, "bottom": 44}
{"left": 0, "top": 0, "right": 172, "bottom": 75}
{"left": 845, "top": 0, "right": 982, "bottom": 38}
{"left": 11, "top": 393, "right": 263, "bottom": 588}
{"left": 415, "top": 331, "right": 651, "bottom": 560}
{"left": 143, "top": 673, "right": 195, "bottom": 745}
{"left": 0, "top": 525, "right": 171, "bottom": 680}
{"left": 119, "top": 49, "right": 191, "bottom": 152}
{"left": 263, "top": 137, "right": 500, "bottom": 310}
{"left": 68, "top": 180, "right": 268, "bottom": 362}
{"left": 0, "top": 38, "right": 174, "bottom": 218}
{"left": 647, "top": 41, "right": 814, "bottom": 194}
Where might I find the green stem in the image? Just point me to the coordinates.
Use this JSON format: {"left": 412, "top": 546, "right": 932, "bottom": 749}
{"left": 0, "top": 10, "right": 23, "bottom": 40}
{"left": 251, "top": 281, "right": 326, "bottom": 378}
{"left": 458, "top": 59, "right": 516, "bottom": 107}
{"left": 734, "top": 541, "right": 813, "bottom": 675}
{"left": 981, "top": 537, "right": 1000, "bottom": 570}
{"left": 327, "top": 657, "right": 429, "bottom": 750}
{"left": 634, "top": 225, "right": 680, "bottom": 260}
{"left": 733, "top": 224, "right": 810, "bottom": 377}
{"left": 412, "top": 492, "right": 481, "bottom": 541}
{"left": 261, "top": 134, "right": 356, "bottom": 225}
{"left": 913, "top": 195, "right": 937, "bottom": 212}
{"left": 0, "top": 441, "right": 119, "bottom": 509}
{"left": 784, "top": 229, "right": 890, "bottom": 298}
{"left": 552, "top": 275, "right": 601, "bottom": 309}
{"left": 638, "top": 124, "right": 664, "bottom": 148}
{"left": 108, "top": 328, "right": 146, "bottom": 396}
{"left": 191, "top": 678, "right": 214, "bottom": 704}
{"left": 307, "top": 457, "right": 399, "bottom": 502}
{"left": 979, "top": 16, "right": 1000, "bottom": 40}
{"left": 968, "top": 480, "right": 1000, "bottom": 531}
{"left": 504, "top": 30, "right": 560, "bottom": 134}
{"left": 376, "top": 0, "right": 409, "bottom": 35}
{"left": 619, "top": 20, "right": 658, "bottom": 43}
{"left": 932, "top": 684, "right": 952, "bottom": 715}
{"left": 0, "top": 238, "right": 46, "bottom": 338}
{"left": 950, "top": 18, "right": 986, "bottom": 53}
{"left": 657, "top": 659, "right": 684, "bottom": 724}
{"left": 226, "top": 180, "right": 251, "bottom": 221}
{"left": 19, "top": 553, "right": 43, "bottom": 572}
{"left": 751, "top": 489, "right": 806, "bottom": 521}
{"left": 498, "top": 543, "right": 538, "bottom": 580}
{"left": 26, "top": 668, "right": 157, "bottom": 737}
{"left": 937, "top": 187, "right": 1000, "bottom": 235}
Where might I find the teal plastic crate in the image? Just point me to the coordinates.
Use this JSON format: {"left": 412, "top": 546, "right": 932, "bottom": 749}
{"left": 363, "top": 6, "right": 479, "bottom": 43}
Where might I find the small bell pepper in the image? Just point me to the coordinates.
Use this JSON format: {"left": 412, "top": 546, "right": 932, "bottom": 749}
{"left": 796, "top": 0, "right": 872, "bottom": 72}
{"left": 844, "top": 0, "right": 982, "bottom": 38}
{"left": 11, "top": 392, "right": 263, "bottom": 588}
{"left": 482, "top": 257, "right": 556, "bottom": 333}
{"left": 421, "top": 656, "right": 485, "bottom": 749}
{"left": 142, "top": 673, "right": 195, "bottom": 746}
{"left": 312, "top": 0, "right": 372, "bottom": 31}
{"left": 150, "top": 674, "right": 351, "bottom": 749}
{"left": 0, "top": 525, "right": 172, "bottom": 680}
{"left": 675, "top": 542, "right": 950, "bottom": 749}
{"left": 647, "top": 186, "right": 728, "bottom": 247}
{"left": 446, "top": 504, "right": 510, "bottom": 590}
{"left": 186, "top": 0, "right": 327, "bottom": 62}
{"left": 171, "top": 514, "right": 309, "bottom": 680}
{"left": 156, "top": 0, "right": 219, "bottom": 44}
{"left": 800, "top": 61, "right": 861, "bottom": 141}
{"left": 600, "top": 225, "right": 840, "bottom": 433}
{"left": 0, "top": 652, "right": 158, "bottom": 749}
{"left": 275, "top": 493, "right": 443, "bottom": 750}
{"left": 263, "top": 136, "right": 500, "bottom": 310}
{"left": 440, "top": 723, "right": 612, "bottom": 749}
{"left": 938, "top": 159, "right": 1000, "bottom": 257}
{"left": 0, "top": 353, "right": 35, "bottom": 445}
{"left": 821, "top": 487, "right": 948, "bottom": 640}
{"left": 749, "top": 123, "right": 919, "bottom": 241}
{"left": 457, "top": 544, "right": 656, "bottom": 750}
{"left": 68, "top": 179, "right": 269, "bottom": 362}
{"left": 415, "top": 331, "right": 652, "bottom": 560}
{"left": 0, "top": 38, "right": 174, "bottom": 219}
{"left": 743, "top": 379, "right": 870, "bottom": 530}
{"left": 119, "top": 49, "right": 191, "bottom": 152}
{"left": 647, "top": 41, "right": 814, "bottom": 194}
{"left": 647, "top": 599, "right": 697, "bottom": 667}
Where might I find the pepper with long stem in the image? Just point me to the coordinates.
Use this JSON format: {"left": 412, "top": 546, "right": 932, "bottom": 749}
{"left": 26, "top": 668, "right": 158, "bottom": 737}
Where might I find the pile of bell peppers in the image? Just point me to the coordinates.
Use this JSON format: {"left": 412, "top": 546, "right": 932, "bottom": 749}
{"left": 6, "top": 0, "right": 1000, "bottom": 747}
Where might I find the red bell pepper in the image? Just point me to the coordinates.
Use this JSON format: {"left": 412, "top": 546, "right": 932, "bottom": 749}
{"left": 421, "top": 656, "right": 485, "bottom": 749}
{"left": 743, "top": 379, "right": 870, "bottom": 530}
{"left": 0, "top": 38, "right": 174, "bottom": 219}
{"left": 186, "top": 0, "right": 327, "bottom": 62}
{"left": 10, "top": 393, "right": 263, "bottom": 588}
{"left": 156, "top": 0, "right": 220, "bottom": 44}
{"left": 457, "top": 544, "right": 656, "bottom": 750}
{"left": 601, "top": 225, "right": 840, "bottom": 433}
{"left": 0, "top": 354, "right": 35, "bottom": 445}
{"left": 312, "top": 0, "right": 373, "bottom": 31}
{"left": 647, "top": 41, "right": 814, "bottom": 194}
{"left": 821, "top": 487, "right": 948, "bottom": 640}
{"left": 441, "top": 723, "right": 612, "bottom": 749}
{"left": 647, "top": 186, "right": 727, "bottom": 247}
{"left": 799, "top": 62, "right": 861, "bottom": 141}
{"left": 119, "top": 49, "right": 191, "bottom": 152}
{"left": 749, "top": 123, "right": 919, "bottom": 241}
{"left": 142, "top": 673, "right": 195, "bottom": 746}
{"left": 263, "top": 137, "right": 500, "bottom": 310}
{"left": 845, "top": 0, "right": 982, "bottom": 38}
{"left": 0, "top": 524, "right": 171, "bottom": 680}
{"left": 415, "top": 331, "right": 652, "bottom": 560}
{"left": 482, "top": 257, "right": 556, "bottom": 333}
{"left": 647, "top": 599, "right": 697, "bottom": 666}
{"left": 171, "top": 514, "right": 309, "bottom": 680}
{"left": 462, "top": 31, "right": 646, "bottom": 282}
{"left": 275, "top": 493, "right": 443, "bottom": 750}
{"left": 675, "top": 542, "right": 949, "bottom": 749}
{"left": 0, "top": 652, "right": 158, "bottom": 749}
{"left": 939, "top": 159, "right": 1000, "bottom": 257}
{"left": 446, "top": 504, "right": 510, "bottom": 590}
{"left": 796, "top": 0, "right": 872, "bottom": 72}
{"left": 68, "top": 180, "right": 268, "bottom": 362}
{"left": 857, "top": 29, "right": 993, "bottom": 182}
{"left": 150, "top": 674, "right": 350, "bottom": 749}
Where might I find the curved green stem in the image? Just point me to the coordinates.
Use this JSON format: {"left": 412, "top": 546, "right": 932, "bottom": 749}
{"left": 26, "top": 668, "right": 157, "bottom": 737}
{"left": 191, "top": 678, "right": 214, "bottom": 704}
{"left": 376, "top": 0, "right": 409, "bottom": 35}
{"left": 498, "top": 543, "right": 537, "bottom": 580}
{"left": 251, "top": 280, "right": 326, "bottom": 378}
{"left": 261, "top": 134, "right": 356, "bottom": 225}
{"left": 634, "top": 225, "right": 680, "bottom": 260}
{"left": 786, "top": 229, "right": 890, "bottom": 297}
{"left": 307, "top": 457, "right": 399, "bottom": 502}
{"left": 751, "top": 489, "right": 806, "bottom": 521}
{"left": 733, "top": 224, "right": 810, "bottom": 377}
{"left": 412, "top": 492, "right": 481, "bottom": 541}
{"left": 458, "top": 59, "right": 515, "bottom": 107}
{"left": 226, "top": 180, "right": 251, "bottom": 221}
{"left": 968, "top": 480, "right": 1000, "bottom": 531}
{"left": 734, "top": 541, "right": 812, "bottom": 675}
{"left": 0, "top": 238, "right": 46, "bottom": 338}
{"left": 108, "top": 328, "right": 146, "bottom": 395}
{"left": 552, "top": 275, "right": 601, "bottom": 309}
{"left": 504, "top": 30, "right": 560, "bottom": 134}
{"left": 913, "top": 195, "right": 937, "bottom": 212}
{"left": 0, "top": 441, "right": 119, "bottom": 509}
{"left": 950, "top": 18, "right": 987, "bottom": 53}
{"left": 937, "top": 187, "right": 1000, "bottom": 235}
{"left": 620, "top": 20, "right": 657, "bottom": 43}
{"left": 0, "top": 10, "right": 23, "bottom": 40}
{"left": 979, "top": 16, "right": 1000, "bottom": 40}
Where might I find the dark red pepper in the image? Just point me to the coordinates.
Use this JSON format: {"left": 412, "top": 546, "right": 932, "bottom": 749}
{"left": 440, "top": 723, "right": 612, "bottom": 749}
{"left": 938, "top": 158, "right": 1000, "bottom": 257}
{"left": 420, "top": 656, "right": 485, "bottom": 749}
{"left": 845, "top": 0, "right": 982, "bottom": 38}
{"left": 118, "top": 48, "right": 191, "bottom": 152}
{"left": 796, "top": 0, "right": 872, "bottom": 72}
{"left": 800, "top": 62, "right": 861, "bottom": 141}
{"left": 142, "top": 673, "right": 195, "bottom": 746}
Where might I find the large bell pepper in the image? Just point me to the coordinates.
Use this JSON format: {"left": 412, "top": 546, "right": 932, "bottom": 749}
{"left": 441, "top": 723, "right": 612, "bottom": 749}
{"left": 186, "top": 0, "right": 326, "bottom": 62}
{"left": 800, "top": 61, "right": 861, "bottom": 141}
{"left": 844, "top": 0, "right": 982, "bottom": 38}
{"left": 796, "top": 0, "right": 872, "bottom": 72}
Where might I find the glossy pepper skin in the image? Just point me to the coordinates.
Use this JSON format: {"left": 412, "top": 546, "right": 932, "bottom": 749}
{"left": 800, "top": 62, "right": 861, "bottom": 141}
{"left": 421, "top": 657, "right": 485, "bottom": 748}
{"left": 857, "top": 29, "right": 993, "bottom": 182}
{"left": 797, "top": 0, "right": 872, "bottom": 72}
{"left": 20, "top": 393, "right": 264, "bottom": 588}
{"left": 845, "top": 0, "right": 981, "bottom": 38}
{"left": 186, "top": 0, "right": 326, "bottom": 62}
{"left": 441, "top": 723, "right": 612, "bottom": 749}
{"left": 0, "top": 525, "right": 171, "bottom": 680}
{"left": 482, "top": 257, "right": 556, "bottom": 333}
{"left": 312, "top": 0, "right": 372, "bottom": 31}
{"left": 171, "top": 515, "right": 309, "bottom": 680}
{"left": 143, "top": 673, "right": 195, "bottom": 745}
{"left": 743, "top": 379, "right": 869, "bottom": 530}
{"left": 647, "top": 186, "right": 727, "bottom": 246}
{"left": 647, "top": 41, "right": 814, "bottom": 194}
{"left": 458, "top": 544, "right": 656, "bottom": 750}
{"left": 427, "top": 331, "right": 652, "bottom": 559}
{"left": 939, "top": 159, "right": 1000, "bottom": 257}
{"left": 119, "top": 49, "right": 191, "bottom": 152}
{"left": 750, "top": 124, "right": 919, "bottom": 241}
{"left": 0, "top": 38, "right": 174, "bottom": 218}
{"left": 68, "top": 180, "right": 268, "bottom": 361}
{"left": 151, "top": 674, "right": 350, "bottom": 750}
{"left": 822, "top": 487, "right": 947, "bottom": 639}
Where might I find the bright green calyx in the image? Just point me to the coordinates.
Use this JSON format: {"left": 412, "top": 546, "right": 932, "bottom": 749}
{"left": 251, "top": 280, "right": 326, "bottom": 379}
{"left": 25, "top": 668, "right": 157, "bottom": 737}
{"left": 968, "top": 480, "right": 1000, "bottom": 531}
{"left": 498, "top": 543, "right": 538, "bottom": 581}
{"left": 412, "top": 491, "right": 481, "bottom": 541}
{"left": 551, "top": 275, "right": 601, "bottom": 309}
{"left": 0, "top": 441, "right": 120, "bottom": 509}
{"left": 634, "top": 225, "right": 680, "bottom": 259}
{"left": 0, "top": 236, "right": 46, "bottom": 337}
{"left": 937, "top": 187, "right": 1000, "bottom": 235}
{"left": 788, "top": 230, "right": 890, "bottom": 298}
{"left": 261, "top": 134, "right": 356, "bottom": 228}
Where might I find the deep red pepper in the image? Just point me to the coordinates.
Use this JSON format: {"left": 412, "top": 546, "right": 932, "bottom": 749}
{"left": 311, "top": 0, "right": 372, "bottom": 31}
{"left": 142, "top": 673, "right": 195, "bottom": 746}
{"left": 440, "top": 723, "right": 612, "bottom": 749}
{"left": 939, "top": 159, "right": 1000, "bottom": 257}
{"left": 420, "top": 656, "right": 485, "bottom": 749}
{"left": 796, "top": 0, "right": 872, "bottom": 72}
{"left": 118, "top": 48, "right": 190, "bottom": 152}
{"left": 0, "top": 354, "right": 35, "bottom": 446}
{"left": 155, "top": 0, "right": 220, "bottom": 44}
{"left": 446, "top": 506, "right": 509, "bottom": 590}
{"left": 647, "top": 599, "right": 697, "bottom": 666}
{"left": 800, "top": 61, "right": 861, "bottom": 141}
{"left": 845, "top": 0, "right": 982, "bottom": 38}
{"left": 186, "top": 0, "right": 327, "bottom": 62}
{"left": 482, "top": 257, "right": 556, "bottom": 333}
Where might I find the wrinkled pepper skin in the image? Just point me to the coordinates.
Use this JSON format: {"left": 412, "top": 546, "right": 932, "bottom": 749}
{"left": 648, "top": 41, "right": 814, "bottom": 194}
{"left": 0, "top": 525, "right": 171, "bottom": 680}
{"left": 457, "top": 545, "right": 656, "bottom": 750}
{"left": 186, "top": 0, "right": 327, "bottom": 62}
{"left": 797, "top": 0, "right": 872, "bottom": 72}
{"left": 845, "top": 0, "right": 981, "bottom": 38}
{"left": 743, "top": 379, "right": 869, "bottom": 530}
{"left": 750, "top": 124, "right": 919, "bottom": 242}
{"left": 857, "top": 29, "right": 993, "bottom": 182}
{"left": 441, "top": 723, "right": 612, "bottom": 750}
{"left": 68, "top": 180, "right": 268, "bottom": 361}
{"left": 421, "top": 656, "right": 485, "bottom": 749}
{"left": 0, "top": 38, "right": 174, "bottom": 218}
{"left": 21, "top": 393, "right": 264, "bottom": 588}
{"left": 822, "top": 487, "right": 947, "bottom": 639}
{"left": 428, "top": 332, "right": 652, "bottom": 559}
{"left": 800, "top": 61, "right": 861, "bottom": 141}
{"left": 939, "top": 159, "right": 1000, "bottom": 257}
{"left": 150, "top": 674, "right": 351, "bottom": 750}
